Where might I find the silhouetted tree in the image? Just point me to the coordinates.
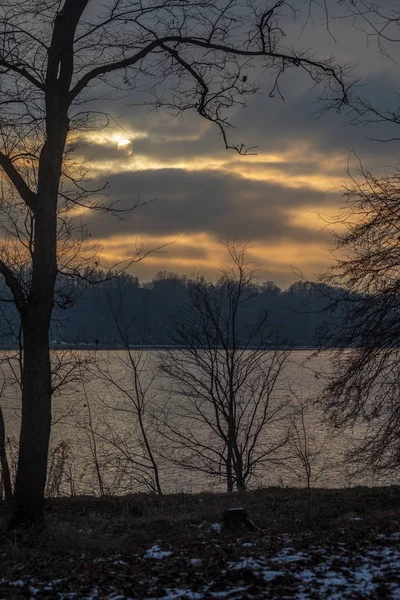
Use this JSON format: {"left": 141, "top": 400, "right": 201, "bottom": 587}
{"left": 158, "top": 243, "right": 290, "bottom": 492}
{"left": 94, "top": 284, "right": 162, "bottom": 495}
{"left": 320, "top": 167, "right": 400, "bottom": 474}
{"left": 0, "top": 0, "right": 349, "bottom": 524}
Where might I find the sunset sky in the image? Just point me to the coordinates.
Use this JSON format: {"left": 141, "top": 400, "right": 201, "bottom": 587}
{"left": 78, "top": 3, "right": 400, "bottom": 288}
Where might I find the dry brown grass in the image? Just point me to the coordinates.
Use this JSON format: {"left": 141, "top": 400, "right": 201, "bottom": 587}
{"left": 1, "top": 487, "right": 400, "bottom": 600}
{"left": 1, "top": 486, "right": 400, "bottom": 556}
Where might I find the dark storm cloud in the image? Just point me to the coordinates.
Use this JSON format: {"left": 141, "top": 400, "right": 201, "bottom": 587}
{"left": 87, "top": 168, "right": 337, "bottom": 243}
{"left": 83, "top": 69, "right": 400, "bottom": 173}
{"left": 75, "top": 1, "right": 400, "bottom": 287}
{"left": 231, "top": 71, "right": 400, "bottom": 165}
{"left": 77, "top": 0, "right": 400, "bottom": 174}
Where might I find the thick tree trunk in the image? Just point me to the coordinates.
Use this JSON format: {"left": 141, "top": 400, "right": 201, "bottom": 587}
{"left": 0, "top": 404, "right": 12, "bottom": 502}
{"left": 5, "top": 0, "right": 87, "bottom": 527}
{"left": 235, "top": 462, "right": 246, "bottom": 492}
{"left": 10, "top": 134, "right": 61, "bottom": 525}
{"left": 233, "top": 444, "right": 246, "bottom": 491}
{"left": 11, "top": 321, "right": 52, "bottom": 525}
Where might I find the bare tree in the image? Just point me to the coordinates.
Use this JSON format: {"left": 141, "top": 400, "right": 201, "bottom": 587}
{"left": 318, "top": 165, "right": 400, "bottom": 476}
{"left": 71, "top": 385, "right": 163, "bottom": 495}
{"left": 286, "top": 1, "right": 400, "bottom": 479}
{"left": 92, "top": 286, "right": 162, "bottom": 495}
{"left": 0, "top": 0, "right": 349, "bottom": 524}
{"left": 158, "top": 243, "right": 290, "bottom": 492}
{"left": 81, "top": 391, "right": 106, "bottom": 497}
{"left": 283, "top": 389, "right": 332, "bottom": 522}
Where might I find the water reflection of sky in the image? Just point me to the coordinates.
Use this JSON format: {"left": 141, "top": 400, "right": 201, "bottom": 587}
{"left": 1, "top": 350, "right": 398, "bottom": 495}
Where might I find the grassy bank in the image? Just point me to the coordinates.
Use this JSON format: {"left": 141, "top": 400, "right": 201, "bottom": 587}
{"left": 2, "top": 486, "right": 400, "bottom": 550}
{"left": 1, "top": 487, "right": 400, "bottom": 598}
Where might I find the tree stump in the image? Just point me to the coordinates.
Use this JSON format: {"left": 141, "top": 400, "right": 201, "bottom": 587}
{"left": 222, "top": 508, "right": 261, "bottom": 532}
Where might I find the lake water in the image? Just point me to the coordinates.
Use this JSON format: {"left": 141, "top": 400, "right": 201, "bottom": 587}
{"left": 0, "top": 350, "right": 397, "bottom": 496}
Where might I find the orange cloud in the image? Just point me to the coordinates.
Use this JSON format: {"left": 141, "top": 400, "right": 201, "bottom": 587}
{"left": 92, "top": 232, "right": 334, "bottom": 288}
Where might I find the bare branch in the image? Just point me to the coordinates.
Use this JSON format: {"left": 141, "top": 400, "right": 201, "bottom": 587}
{"left": 0, "top": 152, "right": 37, "bottom": 210}
{"left": 0, "top": 259, "right": 26, "bottom": 313}
{"left": 0, "top": 57, "right": 44, "bottom": 90}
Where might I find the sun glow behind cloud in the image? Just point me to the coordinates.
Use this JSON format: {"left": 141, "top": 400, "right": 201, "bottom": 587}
{"left": 76, "top": 42, "right": 398, "bottom": 288}
{"left": 77, "top": 127, "right": 354, "bottom": 286}
{"left": 1, "top": 0, "right": 397, "bottom": 289}
{"left": 85, "top": 142, "right": 349, "bottom": 193}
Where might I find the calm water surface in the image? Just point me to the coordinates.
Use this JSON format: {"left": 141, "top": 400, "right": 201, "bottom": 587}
{"left": 1, "top": 350, "right": 396, "bottom": 495}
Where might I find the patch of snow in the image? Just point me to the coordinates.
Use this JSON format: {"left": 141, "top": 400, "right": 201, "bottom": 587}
{"left": 228, "top": 557, "right": 264, "bottom": 570}
{"left": 210, "top": 523, "right": 222, "bottom": 534}
{"left": 92, "top": 558, "right": 107, "bottom": 564}
{"left": 190, "top": 558, "right": 203, "bottom": 566}
{"left": 296, "top": 569, "right": 316, "bottom": 583}
{"left": 353, "top": 565, "right": 375, "bottom": 589}
{"left": 273, "top": 548, "right": 306, "bottom": 563}
{"left": 147, "top": 589, "right": 203, "bottom": 599}
{"left": 4, "top": 580, "right": 25, "bottom": 587}
{"left": 144, "top": 545, "right": 172, "bottom": 560}
{"left": 241, "top": 542, "right": 255, "bottom": 547}
{"left": 209, "top": 587, "right": 249, "bottom": 598}
{"left": 263, "top": 570, "right": 286, "bottom": 582}
{"left": 319, "top": 571, "right": 348, "bottom": 587}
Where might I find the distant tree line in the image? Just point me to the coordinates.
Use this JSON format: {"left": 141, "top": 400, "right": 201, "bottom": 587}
{"left": 37, "top": 270, "right": 346, "bottom": 348}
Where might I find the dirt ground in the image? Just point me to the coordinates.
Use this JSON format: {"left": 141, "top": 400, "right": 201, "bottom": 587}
{"left": 1, "top": 487, "right": 400, "bottom": 599}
